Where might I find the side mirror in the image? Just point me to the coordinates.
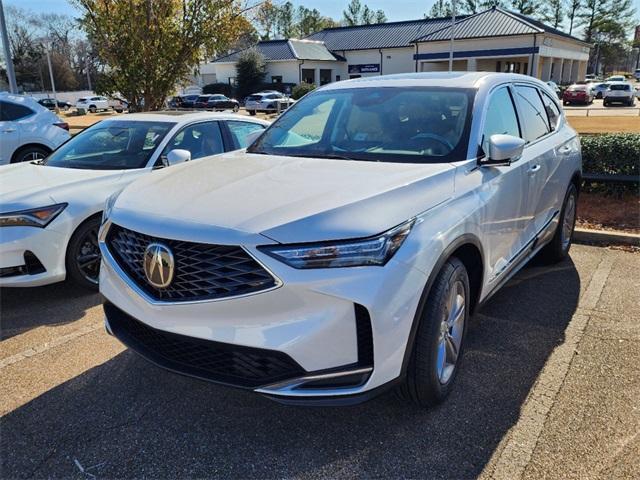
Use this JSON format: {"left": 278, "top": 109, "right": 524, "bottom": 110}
{"left": 480, "top": 134, "right": 525, "bottom": 167}
{"left": 164, "top": 149, "right": 191, "bottom": 167}
{"left": 244, "top": 129, "right": 263, "bottom": 147}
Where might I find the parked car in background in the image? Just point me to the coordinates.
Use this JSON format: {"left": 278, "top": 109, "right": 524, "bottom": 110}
{"left": 584, "top": 74, "right": 597, "bottom": 82}
{"left": 179, "top": 94, "right": 200, "bottom": 109}
{"left": 562, "top": 84, "right": 594, "bottom": 105}
{"left": 0, "top": 112, "right": 269, "bottom": 289}
{"left": 634, "top": 69, "right": 640, "bottom": 81}
{"left": 605, "top": 75, "right": 626, "bottom": 83}
{"left": 0, "top": 92, "right": 70, "bottom": 165}
{"left": 589, "top": 82, "right": 610, "bottom": 99}
{"left": 108, "top": 97, "right": 128, "bottom": 113}
{"left": 37, "top": 98, "right": 72, "bottom": 111}
{"left": 76, "top": 96, "right": 110, "bottom": 113}
{"left": 194, "top": 95, "right": 212, "bottom": 109}
{"left": 100, "top": 72, "right": 581, "bottom": 408}
{"left": 603, "top": 82, "right": 636, "bottom": 106}
{"left": 206, "top": 94, "right": 240, "bottom": 112}
{"left": 546, "top": 81, "right": 561, "bottom": 99}
{"left": 245, "top": 91, "right": 295, "bottom": 115}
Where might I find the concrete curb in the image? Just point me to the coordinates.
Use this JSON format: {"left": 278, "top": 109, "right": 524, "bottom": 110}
{"left": 574, "top": 227, "right": 640, "bottom": 246}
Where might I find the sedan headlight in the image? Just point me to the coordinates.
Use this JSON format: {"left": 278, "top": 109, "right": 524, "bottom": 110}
{"left": 0, "top": 203, "right": 67, "bottom": 228}
{"left": 102, "top": 188, "right": 124, "bottom": 225}
{"left": 259, "top": 219, "right": 415, "bottom": 269}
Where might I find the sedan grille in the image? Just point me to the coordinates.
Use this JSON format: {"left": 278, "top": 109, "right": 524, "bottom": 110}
{"left": 106, "top": 224, "right": 277, "bottom": 302}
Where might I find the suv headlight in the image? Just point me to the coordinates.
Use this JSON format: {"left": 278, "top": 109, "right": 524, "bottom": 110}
{"left": 0, "top": 203, "right": 67, "bottom": 228}
{"left": 259, "top": 219, "right": 414, "bottom": 269}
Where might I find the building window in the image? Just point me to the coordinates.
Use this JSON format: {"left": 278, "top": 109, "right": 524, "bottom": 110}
{"left": 271, "top": 76, "right": 282, "bottom": 83}
{"left": 336, "top": 75, "right": 341, "bottom": 82}
{"left": 320, "top": 69, "right": 332, "bottom": 85}
{"left": 228, "top": 77, "right": 237, "bottom": 86}
{"left": 301, "top": 68, "right": 314, "bottom": 84}
{"left": 349, "top": 74, "right": 361, "bottom": 79}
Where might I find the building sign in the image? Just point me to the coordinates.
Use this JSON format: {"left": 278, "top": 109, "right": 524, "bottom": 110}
{"left": 348, "top": 64, "right": 380, "bottom": 74}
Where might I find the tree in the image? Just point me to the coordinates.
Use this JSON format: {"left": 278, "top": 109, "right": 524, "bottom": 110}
{"left": 297, "top": 7, "right": 337, "bottom": 36}
{"left": 541, "top": 0, "right": 565, "bottom": 28}
{"left": 235, "top": 48, "right": 266, "bottom": 100}
{"left": 510, "top": 0, "right": 536, "bottom": 15}
{"left": 567, "top": 0, "right": 582, "bottom": 35}
{"left": 426, "top": 0, "right": 452, "bottom": 18}
{"left": 75, "top": 0, "right": 250, "bottom": 111}
{"left": 255, "top": 0, "right": 279, "bottom": 40}
{"left": 342, "top": 0, "right": 387, "bottom": 26}
{"left": 277, "top": 2, "right": 297, "bottom": 38}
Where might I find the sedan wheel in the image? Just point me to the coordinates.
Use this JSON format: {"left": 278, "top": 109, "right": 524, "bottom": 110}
{"left": 66, "top": 217, "right": 102, "bottom": 289}
{"left": 13, "top": 146, "right": 49, "bottom": 163}
{"left": 233, "top": 104, "right": 239, "bottom": 112}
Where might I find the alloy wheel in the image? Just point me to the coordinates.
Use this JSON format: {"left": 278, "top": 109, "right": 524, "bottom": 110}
{"left": 436, "top": 280, "right": 466, "bottom": 384}
{"left": 22, "top": 151, "right": 46, "bottom": 162}
{"left": 561, "top": 191, "right": 576, "bottom": 250}
{"left": 76, "top": 226, "right": 101, "bottom": 284}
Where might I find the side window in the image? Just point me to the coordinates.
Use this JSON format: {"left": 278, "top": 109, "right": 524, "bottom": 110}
{"left": 540, "top": 91, "right": 562, "bottom": 131}
{"left": 227, "top": 121, "right": 265, "bottom": 148}
{"left": 162, "top": 121, "right": 224, "bottom": 161}
{"left": 0, "top": 101, "right": 34, "bottom": 121}
{"left": 481, "top": 87, "right": 521, "bottom": 156}
{"left": 514, "top": 85, "right": 550, "bottom": 143}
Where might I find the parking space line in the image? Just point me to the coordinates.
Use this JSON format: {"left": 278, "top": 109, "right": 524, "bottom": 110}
{"left": 0, "top": 322, "right": 102, "bottom": 369}
{"left": 485, "top": 251, "right": 615, "bottom": 480}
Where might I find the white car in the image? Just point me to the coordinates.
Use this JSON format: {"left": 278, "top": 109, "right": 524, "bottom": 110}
{"left": 100, "top": 72, "right": 581, "bottom": 407}
{"left": 0, "top": 112, "right": 269, "bottom": 288}
{"left": 0, "top": 93, "right": 70, "bottom": 165}
{"left": 634, "top": 69, "right": 640, "bottom": 81}
{"left": 76, "top": 96, "right": 110, "bottom": 113}
{"left": 603, "top": 82, "right": 636, "bottom": 106}
{"left": 245, "top": 91, "right": 295, "bottom": 115}
{"left": 604, "top": 75, "right": 626, "bottom": 83}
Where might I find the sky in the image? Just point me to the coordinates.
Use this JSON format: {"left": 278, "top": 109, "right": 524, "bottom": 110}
{"left": 4, "top": 0, "right": 640, "bottom": 27}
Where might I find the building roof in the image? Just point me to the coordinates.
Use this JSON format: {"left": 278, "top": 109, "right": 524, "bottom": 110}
{"left": 413, "top": 7, "right": 587, "bottom": 44}
{"left": 306, "top": 17, "right": 461, "bottom": 50}
{"left": 213, "top": 39, "right": 343, "bottom": 63}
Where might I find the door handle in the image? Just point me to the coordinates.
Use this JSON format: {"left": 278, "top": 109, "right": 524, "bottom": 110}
{"left": 529, "top": 164, "right": 541, "bottom": 175}
{"left": 558, "top": 145, "right": 571, "bottom": 154}
{"left": 2, "top": 128, "right": 16, "bottom": 133}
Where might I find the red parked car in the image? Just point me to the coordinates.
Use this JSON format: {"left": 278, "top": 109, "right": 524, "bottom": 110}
{"left": 562, "top": 84, "right": 593, "bottom": 105}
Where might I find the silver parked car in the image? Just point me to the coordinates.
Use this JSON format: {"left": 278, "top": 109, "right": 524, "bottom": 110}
{"left": 603, "top": 82, "right": 636, "bottom": 106}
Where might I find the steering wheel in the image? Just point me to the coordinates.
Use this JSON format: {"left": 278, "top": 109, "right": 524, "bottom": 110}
{"left": 410, "top": 133, "right": 454, "bottom": 151}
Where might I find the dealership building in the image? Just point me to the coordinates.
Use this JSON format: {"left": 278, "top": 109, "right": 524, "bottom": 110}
{"left": 201, "top": 7, "right": 591, "bottom": 88}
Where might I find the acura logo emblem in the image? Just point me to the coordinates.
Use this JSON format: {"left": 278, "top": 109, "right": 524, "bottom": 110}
{"left": 143, "top": 243, "right": 174, "bottom": 289}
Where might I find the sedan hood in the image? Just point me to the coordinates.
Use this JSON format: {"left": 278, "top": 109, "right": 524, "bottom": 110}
{"left": 0, "top": 163, "right": 125, "bottom": 212}
{"left": 113, "top": 150, "right": 455, "bottom": 243}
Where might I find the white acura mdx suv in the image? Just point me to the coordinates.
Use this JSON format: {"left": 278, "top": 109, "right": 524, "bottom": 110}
{"left": 100, "top": 73, "right": 581, "bottom": 407}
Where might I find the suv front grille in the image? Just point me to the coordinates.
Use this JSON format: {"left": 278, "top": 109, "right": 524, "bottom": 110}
{"left": 106, "top": 224, "right": 277, "bottom": 302}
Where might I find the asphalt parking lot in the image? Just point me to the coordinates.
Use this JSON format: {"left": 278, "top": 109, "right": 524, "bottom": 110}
{"left": 1, "top": 244, "right": 639, "bottom": 479}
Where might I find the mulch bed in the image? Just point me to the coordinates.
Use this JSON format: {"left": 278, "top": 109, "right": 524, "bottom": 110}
{"left": 577, "top": 191, "right": 639, "bottom": 233}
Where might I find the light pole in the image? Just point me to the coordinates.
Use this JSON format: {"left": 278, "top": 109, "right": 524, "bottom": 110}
{"left": 448, "top": 0, "right": 456, "bottom": 72}
{"left": 45, "top": 44, "right": 59, "bottom": 113}
{"left": 0, "top": 0, "right": 18, "bottom": 93}
{"left": 85, "top": 54, "right": 92, "bottom": 91}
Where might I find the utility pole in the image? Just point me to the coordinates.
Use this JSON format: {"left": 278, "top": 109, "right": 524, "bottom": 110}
{"left": 448, "top": 0, "right": 456, "bottom": 72}
{"left": 45, "top": 45, "right": 59, "bottom": 113}
{"left": 0, "top": 0, "right": 18, "bottom": 93}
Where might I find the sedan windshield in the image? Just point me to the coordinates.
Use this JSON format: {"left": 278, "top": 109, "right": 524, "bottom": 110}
{"left": 44, "top": 120, "right": 175, "bottom": 170}
{"left": 249, "top": 87, "right": 474, "bottom": 163}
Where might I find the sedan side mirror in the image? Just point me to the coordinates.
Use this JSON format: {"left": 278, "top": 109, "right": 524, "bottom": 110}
{"left": 480, "top": 134, "right": 526, "bottom": 167}
{"left": 244, "top": 130, "right": 264, "bottom": 147}
{"left": 164, "top": 149, "right": 191, "bottom": 167}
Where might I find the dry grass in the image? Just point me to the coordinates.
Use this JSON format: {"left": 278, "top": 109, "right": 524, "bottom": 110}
{"left": 567, "top": 116, "right": 640, "bottom": 134}
{"left": 577, "top": 192, "right": 640, "bottom": 233}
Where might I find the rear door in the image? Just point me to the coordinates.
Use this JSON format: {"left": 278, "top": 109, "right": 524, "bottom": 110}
{"left": 0, "top": 101, "right": 31, "bottom": 164}
{"left": 512, "top": 84, "right": 562, "bottom": 243}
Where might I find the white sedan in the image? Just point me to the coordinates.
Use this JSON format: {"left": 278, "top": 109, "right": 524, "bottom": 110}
{"left": 0, "top": 112, "right": 269, "bottom": 289}
{"left": 0, "top": 92, "right": 70, "bottom": 165}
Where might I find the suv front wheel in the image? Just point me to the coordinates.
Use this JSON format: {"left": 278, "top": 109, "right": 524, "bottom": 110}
{"left": 541, "top": 183, "right": 578, "bottom": 263}
{"left": 399, "top": 257, "right": 469, "bottom": 407}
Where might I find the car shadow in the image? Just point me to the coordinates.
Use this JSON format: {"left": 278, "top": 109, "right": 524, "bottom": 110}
{"left": 0, "top": 257, "right": 580, "bottom": 478}
{"left": 0, "top": 282, "right": 101, "bottom": 340}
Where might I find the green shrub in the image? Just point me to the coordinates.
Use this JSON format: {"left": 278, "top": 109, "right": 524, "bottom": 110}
{"left": 580, "top": 133, "right": 640, "bottom": 194}
{"left": 291, "top": 83, "right": 316, "bottom": 100}
{"left": 235, "top": 49, "right": 267, "bottom": 101}
{"left": 202, "top": 82, "right": 234, "bottom": 97}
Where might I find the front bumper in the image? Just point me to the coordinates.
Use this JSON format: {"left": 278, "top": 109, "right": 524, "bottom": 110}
{"left": 99, "top": 222, "right": 429, "bottom": 403}
{"left": 0, "top": 226, "right": 68, "bottom": 287}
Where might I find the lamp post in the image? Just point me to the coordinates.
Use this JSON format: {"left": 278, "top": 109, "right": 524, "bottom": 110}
{"left": 0, "top": 0, "right": 18, "bottom": 93}
{"left": 45, "top": 43, "right": 59, "bottom": 114}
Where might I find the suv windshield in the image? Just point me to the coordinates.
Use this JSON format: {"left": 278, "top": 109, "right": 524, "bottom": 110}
{"left": 249, "top": 87, "right": 474, "bottom": 163}
{"left": 44, "top": 120, "right": 175, "bottom": 170}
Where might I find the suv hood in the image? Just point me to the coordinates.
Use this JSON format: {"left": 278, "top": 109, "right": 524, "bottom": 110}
{"left": 113, "top": 150, "right": 456, "bottom": 243}
{"left": 0, "top": 163, "right": 125, "bottom": 212}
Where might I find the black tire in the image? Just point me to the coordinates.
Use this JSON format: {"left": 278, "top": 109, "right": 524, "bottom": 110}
{"left": 233, "top": 104, "right": 239, "bottom": 112}
{"left": 563, "top": 101, "right": 569, "bottom": 106}
{"left": 12, "top": 145, "right": 50, "bottom": 163}
{"left": 603, "top": 100, "right": 608, "bottom": 107}
{"left": 89, "top": 105, "right": 97, "bottom": 113}
{"left": 398, "top": 257, "right": 470, "bottom": 408}
{"left": 540, "top": 183, "right": 578, "bottom": 264}
{"left": 65, "top": 216, "right": 102, "bottom": 290}
{"left": 248, "top": 110, "right": 256, "bottom": 116}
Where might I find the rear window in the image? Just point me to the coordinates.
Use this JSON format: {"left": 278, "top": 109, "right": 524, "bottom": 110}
{"left": 610, "top": 84, "right": 630, "bottom": 91}
{"left": 247, "top": 95, "right": 262, "bottom": 101}
{"left": 568, "top": 85, "right": 587, "bottom": 91}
